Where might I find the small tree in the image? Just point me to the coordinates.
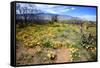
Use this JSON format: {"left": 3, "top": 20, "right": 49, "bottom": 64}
{"left": 51, "top": 15, "right": 58, "bottom": 24}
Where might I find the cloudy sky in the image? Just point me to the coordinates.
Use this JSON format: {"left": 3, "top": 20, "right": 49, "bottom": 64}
{"left": 16, "top": 3, "right": 97, "bottom": 21}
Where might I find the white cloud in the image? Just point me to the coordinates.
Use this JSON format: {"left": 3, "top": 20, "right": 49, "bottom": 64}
{"left": 16, "top": 3, "right": 76, "bottom": 15}
{"left": 47, "top": 5, "right": 56, "bottom": 8}
{"left": 35, "top": 4, "right": 56, "bottom": 9}
{"left": 71, "top": 7, "right": 75, "bottom": 10}
{"left": 34, "top": 4, "right": 75, "bottom": 14}
{"left": 45, "top": 9, "right": 57, "bottom": 14}
{"left": 77, "top": 15, "right": 96, "bottom": 21}
{"left": 44, "top": 8, "right": 71, "bottom": 14}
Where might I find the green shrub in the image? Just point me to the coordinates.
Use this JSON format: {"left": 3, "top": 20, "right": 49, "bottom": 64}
{"left": 52, "top": 24, "right": 60, "bottom": 27}
{"left": 43, "top": 40, "right": 53, "bottom": 48}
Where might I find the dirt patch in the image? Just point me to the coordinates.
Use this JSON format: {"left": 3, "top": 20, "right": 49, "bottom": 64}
{"left": 16, "top": 41, "right": 71, "bottom": 65}
{"left": 55, "top": 48, "right": 71, "bottom": 63}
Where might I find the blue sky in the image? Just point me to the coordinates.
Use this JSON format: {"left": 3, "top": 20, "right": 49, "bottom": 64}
{"left": 16, "top": 3, "right": 97, "bottom": 21}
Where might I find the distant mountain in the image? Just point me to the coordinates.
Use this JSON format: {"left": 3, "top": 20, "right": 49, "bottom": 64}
{"left": 16, "top": 13, "right": 93, "bottom": 24}
{"left": 35, "top": 13, "right": 82, "bottom": 21}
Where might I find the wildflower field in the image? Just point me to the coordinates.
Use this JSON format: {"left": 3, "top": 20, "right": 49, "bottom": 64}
{"left": 16, "top": 22, "right": 97, "bottom": 65}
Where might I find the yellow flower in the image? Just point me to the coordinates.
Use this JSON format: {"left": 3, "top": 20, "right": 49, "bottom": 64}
{"left": 47, "top": 53, "right": 51, "bottom": 58}
{"left": 48, "top": 33, "right": 52, "bottom": 36}
{"left": 37, "top": 42, "right": 40, "bottom": 45}
{"left": 47, "top": 51, "right": 56, "bottom": 60}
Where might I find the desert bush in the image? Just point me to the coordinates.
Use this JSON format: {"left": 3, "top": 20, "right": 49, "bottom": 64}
{"left": 43, "top": 40, "right": 53, "bottom": 48}
{"left": 51, "top": 23, "right": 61, "bottom": 27}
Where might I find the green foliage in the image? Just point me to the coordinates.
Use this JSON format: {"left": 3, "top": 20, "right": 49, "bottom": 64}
{"left": 43, "top": 40, "right": 53, "bottom": 48}
{"left": 81, "top": 23, "right": 96, "bottom": 61}
{"left": 16, "top": 21, "right": 96, "bottom": 63}
{"left": 51, "top": 23, "right": 61, "bottom": 27}
{"left": 72, "top": 51, "right": 80, "bottom": 61}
